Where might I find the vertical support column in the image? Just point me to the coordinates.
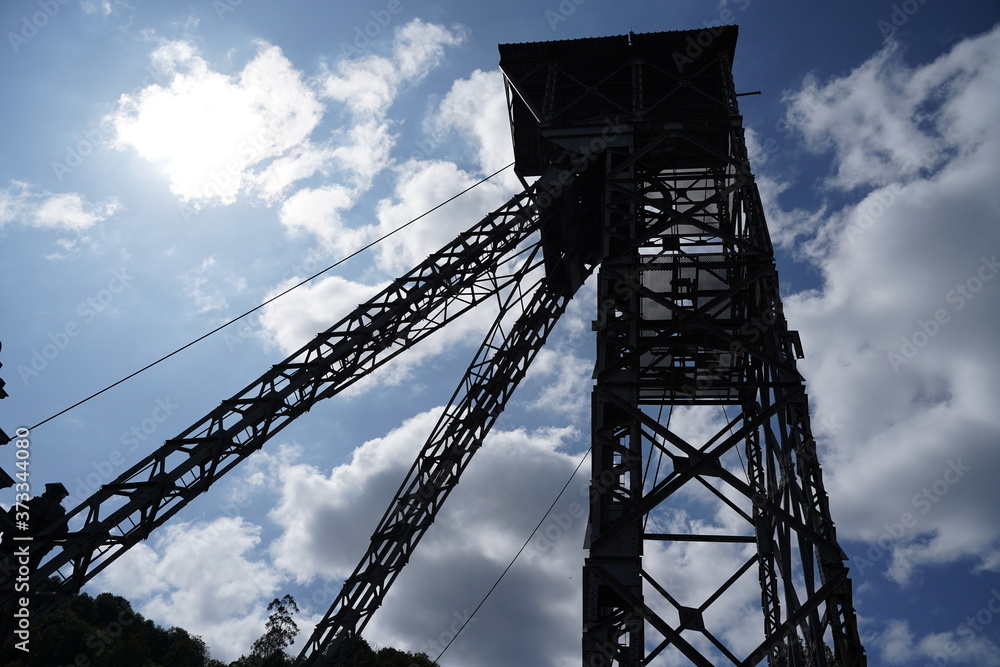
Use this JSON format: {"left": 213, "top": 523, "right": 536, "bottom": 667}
{"left": 498, "top": 28, "right": 865, "bottom": 667}
{"left": 583, "top": 141, "right": 645, "bottom": 667}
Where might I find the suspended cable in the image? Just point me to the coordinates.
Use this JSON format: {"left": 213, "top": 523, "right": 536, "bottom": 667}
{"left": 643, "top": 401, "right": 672, "bottom": 532}
{"left": 723, "top": 404, "right": 751, "bottom": 485}
{"left": 27, "top": 162, "right": 515, "bottom": 432}
{"left": 434, "top": 444, "right": 591, "bottom": 664}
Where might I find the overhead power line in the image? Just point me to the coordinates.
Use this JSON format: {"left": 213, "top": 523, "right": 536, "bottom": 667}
{"left": 28, "top": 162, "right": 514, "bottom": 432}
{"left": 434, "top": 445, "right": 591, "bottom": 664}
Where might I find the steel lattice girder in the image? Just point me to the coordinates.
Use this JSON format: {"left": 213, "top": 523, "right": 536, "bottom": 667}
{"left": 0, "top": 177, "right": 560, "bottom": 637}
{"left": 297, "top": 225, "right": 598, "bottom": 665}
{"left": 580, "top": 58, "right": 865, "bottom": 667}
{"left": 0, "top": 28, "right": 866, "bottom": 667}
{"left": 294, "top": 152, "right": 606, "bottom": 665}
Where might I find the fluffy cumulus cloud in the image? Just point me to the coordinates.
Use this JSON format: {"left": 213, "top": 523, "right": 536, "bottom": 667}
{"left": 182, "top": 255, "right": 247, "bottom": 316}
{"left": 278, "top": 185, "right": 376, "bottom": 256}
{"left": 756, "top": 26, "right": 1000, "bottom": 597}
{"left": 252, "top": 25, "right": 527, "bottom": 380}
{"left": 373, "top": 158, "right": 516, "bottom": 276}
{"left": 256, "top": 266, "right": 500, "bottom": 396}
{"left": 93, "top": 516, "right": 283, "bottom": 662}
{"left": 0, "top": 181, "right": 120, "bottom": 232}
{"left": 426, "top": 68, "right": 516, "bottom": 176}
{"left": 319, "top": 19, "right": 466, "bottom": 118}
{"left": 261, "top": 408, "right": 587, "bottom": 666}
{"left": 257, "top": 403, "right": 773, "bottom": 666}
{"left": 257, "top": 274, "right": 387, "bottom": 355}
{"left": 108, "top": 19, "right": 467, "bottom": 219}
{"left": 270, "top": 19, "right": 467, "bottom": 247}
{"left": 110, "top": 40, "right": 325, "bottom": 207}
{"left": 873, "top": 618, "right": 1000, "bottom": 666}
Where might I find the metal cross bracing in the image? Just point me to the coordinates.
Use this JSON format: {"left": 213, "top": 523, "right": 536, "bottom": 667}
{"left": 580, "top": 119, "right": 866, "bottom": 667}
{"left": 0, "top": 26, "right": 867, "bottom": 667}
{"left": 538, "top": 32, "right": 866, "bottom": 667}
{"left": 0, "top": 173, "right": 576, "bottom": 641}
{"left": 296, "top": 164, "right": 601, "bottom": 664}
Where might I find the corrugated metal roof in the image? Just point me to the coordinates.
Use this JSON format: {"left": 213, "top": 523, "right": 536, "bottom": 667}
{"left": 499, "top": 27, "right": 740, "bottom": 176}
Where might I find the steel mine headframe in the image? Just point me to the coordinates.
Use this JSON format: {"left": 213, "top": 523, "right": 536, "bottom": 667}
{"left": 1, "top": 26, "right": 865, "bottom": 667}
{"left": 501, "top": 28, "right": 865, "bottom": 666}
{"left": 499, "top": 28, "right": 864, "bottom": 666}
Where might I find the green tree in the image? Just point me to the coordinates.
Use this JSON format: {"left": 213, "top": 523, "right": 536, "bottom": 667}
{"left": 0, "top": 590, "right": 211, "bottom": 667}
{"left": 250, "top": 594, "right": 300, "bottom": 661}
{"left": 342, "top": 637, "right": 439, "bottom": 667}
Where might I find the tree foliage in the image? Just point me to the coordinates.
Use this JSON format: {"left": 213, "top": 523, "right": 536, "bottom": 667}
{"left": 0, "top": 590, "right": 208, "bottom": 667}
{"left": 342, "top": 637, "right": 440, "bottom": 667}
{"left": 0, "top": 589, "right": 441, "bottom": 667}
{"left": 251, "top": 595, "right": 300, "bottom": 659}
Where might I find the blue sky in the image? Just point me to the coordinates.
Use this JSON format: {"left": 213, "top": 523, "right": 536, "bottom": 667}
{"left": 2, "top": 0, "right": 999, "bottom": 665}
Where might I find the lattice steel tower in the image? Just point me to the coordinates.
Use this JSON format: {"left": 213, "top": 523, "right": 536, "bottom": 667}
{"left": 499, "top": 28, "right": 865, "bottom": 665}
{"left": 0, "top": 26, "right": 865, "bottom": 667}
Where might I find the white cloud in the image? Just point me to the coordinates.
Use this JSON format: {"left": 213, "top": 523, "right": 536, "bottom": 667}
{"left": 784, "top": 40, "right": 949, "bottom": 192}
{"left": 318, "top": 19, "right": 465, "bottom": 116}
{"left": 81, "top": 0, "right": 113, "bottom": 16}
{"left": 756, "top": 26, "right": 1000, "bottom": 585}
{"left": 182, "top": 255, "right": 247, "bottom": 315}
{"left": 426, "top": 68, "right": 516, "bottom": 175}
{"left": 373, "top": 158, "right": 516, "bottom": 275}
{"left": 267, "top": 408, "right": 444, "bottom": 582}
{"left": 109, "top": 40, "right": 325, "bottom": 207}
{"left": 278, "top": 185, "right": 376, "bottom": 255}
{"left": 0, "top": 181, "right": 120, "bottom": 233}
{"left": 518, "top": 279, "right": 598, "bottom": 421}
{"left": 257, "top": 274, "right": 387, "bottom": 355}
{"left": 392, "top": 19, "right": 467, "bottom": 81}
{"left": 262, "top": 408, "right": 587, "bottom": 666}
{"left": 872, "top": 618, "right": 1000, "bottom": 666}
{"left": 521, "top": 346, "right": 591, "bottom": 419}
{"left": 93, "top": 516, "right": 283, "bottom": 662}
{"left": 110, "top": 22, "right": 458, "bottom": 209}
{"left": 250, "top": 22, "right": 519, "bottom": 372}
{"left": 257, "top": 403, "right": 772, "bottom": 666}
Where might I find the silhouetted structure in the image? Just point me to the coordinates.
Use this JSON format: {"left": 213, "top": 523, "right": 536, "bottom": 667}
{"left": 0, "top": 27, "right": 865, "bottom": 666}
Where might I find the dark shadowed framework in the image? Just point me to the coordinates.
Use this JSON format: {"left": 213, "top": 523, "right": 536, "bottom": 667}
{"left": 0, "top": 26, "right": 865, "bottom": 667}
